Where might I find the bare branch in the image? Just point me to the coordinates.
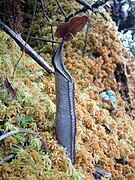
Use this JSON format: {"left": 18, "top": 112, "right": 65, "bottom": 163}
{"left": 65, "top": 7, "right": 87, "bottom": 22}
{"left": 13, "top": 0, "right": 37, "bottom": 77}
{"left": 0, "top": 21, "right": 54, "bottom": 74}
{"left": 55, "top": 0, "right": 67, "bottom": 18}
{"left": 75, "top": 0, "right": 109, "bottom": 11}
{"left": 83, "top": 12, "right": 93, "bottom": 57}
{"left": 22, "top": 35, "right": 60, "bottom": 44}
{"left": 75, "top": 0, "right": 93, "bottom": 11}
{"left": 40, "top": 0, "right": 55, "bottom": 52}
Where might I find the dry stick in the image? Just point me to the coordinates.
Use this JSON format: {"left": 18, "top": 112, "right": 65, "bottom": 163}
{"left": 0, "top": 154, "right": 15, "bottom": 165}
{"left": 82, "top": 20, "right": 90, "bottom": 57}
{"left": 0, "top": 21, "right": 54, "bottom": 73}
{"left": 22, "top": 35, "right": 60, "bottom": 44}
{"left": 0, "top": 129, "right": 49, "bottom": 154}
{"left": 13, "top": 0, "right": 37, "bottom": 78}
{"left": 55, "top": 0, "right": 67, "bottom": 18}
{"left": 40, "top": 0, "right": 55, "bottom": 52}
{"left": 82, "top": 12, "right": 93, "bottom": 57}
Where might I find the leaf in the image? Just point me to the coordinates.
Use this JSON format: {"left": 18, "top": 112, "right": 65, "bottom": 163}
{"left": 110, "top": 96, "right": 117, "bottom": 103}
{"left": 103, "top": 95, "right": 110, "bottom": 101}
{"left": 55, "top": 15, "right": 88, "bottom": 40}
{"left": 99, "top": 91, "right": 107, "bottom": 99}
{"left": 3, "top": 71, "right": 17, "bottom": 100}
{"left": 106, "top": 90, "right": 115, "bottom": 96}
{"left": 21, "top": 116, "right": 32, "bottom": 127}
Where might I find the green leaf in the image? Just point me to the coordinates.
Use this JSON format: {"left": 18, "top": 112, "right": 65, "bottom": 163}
{"left": 19, "top": 116, "right": 32, "bottom": 128}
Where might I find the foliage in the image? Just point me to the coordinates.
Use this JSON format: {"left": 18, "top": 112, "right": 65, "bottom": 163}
{"left": 17, "top": 115, "right": 32, "bottom": 128}
{"left": 99, "top": 90, "right": 118, "bottom": 110}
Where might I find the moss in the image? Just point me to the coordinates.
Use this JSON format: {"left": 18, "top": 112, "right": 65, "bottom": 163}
{"left": 0, "top": 2, "right": 135, "bottom": 179}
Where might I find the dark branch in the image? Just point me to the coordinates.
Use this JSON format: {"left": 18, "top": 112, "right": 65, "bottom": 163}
{"left": 40, "top": 0, "right": 55, "bottom": 52}
{"left": 22, "top": 35, "right": 60, "bottom": 43}
{"left": 65, "top": 7, "right": 87, "bottom": 22}
{"left": 74, "top": 0, "right": 109, "bottom": 13}
{"left": 0, "top": 21, "right": 54, "bottom": 74}
{"left": 55, "top": 0, "right": 67, "bottom": 18}
{"left": 75, "top": 0, "right": 93, "bottom": 11}
{"left": 13, "top": 0, "right": 37, "bottom": 77}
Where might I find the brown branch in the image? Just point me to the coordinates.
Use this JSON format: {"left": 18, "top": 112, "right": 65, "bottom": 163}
{"left": 0, "top": 21, "right": 54, "bottom": 74}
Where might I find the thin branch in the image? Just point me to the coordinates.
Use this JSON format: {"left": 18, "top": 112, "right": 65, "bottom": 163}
{"left": 0, "top": 154, "right": 15, "bottom": 165}
{"left": 40, "top": 0, "right": 55, "bottom": 52}
{"left": 91, "top": 0, "right": 109, "bottom": 9}
{"left": 75, "top": 0, "right": 93, "bottom": 11}
{"left": 22, "top": 35, "right": 60, "bottom": 43}
{"left": 13, "top": 0, "right": 37, "bottom": 77}
{"left": 0, "top": 20, "right": 54, "bottom": 74}
{"left": 65, "top": 7, "right": 87, "bottom": 22}
{"left": 0, "top": 129, "right": 49, "bottom": 154}
{"left": 75, "top": 0, "right": 109, "bottom": 11}
{"left": 82, "top": 12, "right": 93, "bottom": 57}
{"left": 55, "top": 0, "right": 67, "bottom": 18}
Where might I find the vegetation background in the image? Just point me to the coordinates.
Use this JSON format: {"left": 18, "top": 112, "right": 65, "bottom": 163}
{"left": 0, "top": 0, "right": 135, "bottom": 179}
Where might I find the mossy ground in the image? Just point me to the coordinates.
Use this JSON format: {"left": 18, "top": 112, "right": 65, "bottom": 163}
{"left": 0, "top": 1, "right": 135, "bottom": 180}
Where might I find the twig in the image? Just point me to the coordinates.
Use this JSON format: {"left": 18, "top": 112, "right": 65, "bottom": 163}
{"left": 13, "top": 0, "right": 37, "bottom": 78}
{"left": 65, "top": 7, "right": 87, "bottom": 22}
{"left": 75, "top": 0, "right": 93, "bottom": 11}
{"left": 40, "top": 0, "right": 55, "bottom": 52}
{"left": 82, "top": 20, "right": 90, "bottom": 57}
{"left": 0, "top": 20, "right": 54, "bottom": 73}
{"left": 82, "top": 12, "right": 93, "bottom": 57}
{"left": 0, "top": 129, "right": 49, "bottom": 154}
{"left": 22, "top": 35, "right": 60, "bottom": 43}
{"left": 55, "top": 0, "right": 67, "bottom": 18}
{"left": 75, "top": 0, "right": 109, "bottom": 11}
{"left": 0, "top": 154, "right": 15, "bottom": 165}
